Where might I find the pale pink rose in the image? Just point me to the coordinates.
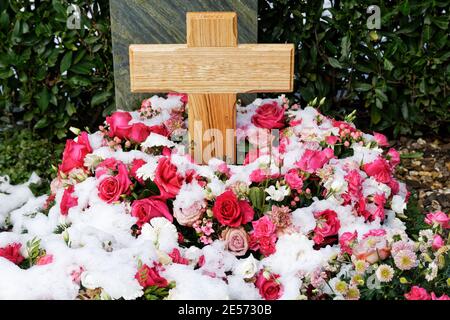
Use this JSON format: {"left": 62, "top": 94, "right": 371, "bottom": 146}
{"left": 174, "top": 200, "right": 206, "bottom": 227}
{"left": 425, "top": 211, "right": 450, "bottom": 229}
{"left": 222, "top": 227, "right": 249, "bottom": 256}
{"left": 353, "top": 236, "right": 390, "bottom": 264}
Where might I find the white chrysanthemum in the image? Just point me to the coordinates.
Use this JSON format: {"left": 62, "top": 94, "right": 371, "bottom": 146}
{"left": 135, "top": 158, "right": 159, "bottom": 181}
{"left": 375, "top": 264, "right": 395, "bottom": 282}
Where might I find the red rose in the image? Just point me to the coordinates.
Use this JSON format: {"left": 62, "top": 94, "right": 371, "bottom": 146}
{"left": 0, "top": 243, "right": 24, "bottom": 265}
{"left": 255, "top": 270, "right": 283, "bottom": 300}
{"left": 313, "top": 209, "right": 341, "bottom": 245}
{"left": 130, "top": 159, "right": 146, "bottom": 184}
{"left": 106, "top": 111, "right": 132, "bottom": 139}
{"left": 148, "top": 125, "right": 170, "bottom": 137}
{"left": 251, "top": 102, "right": 285, "bottom": 129}
{"left": 135, "top": 264, "right": 168, "bottom": 288}
{"left": 131, "top": 196, "right": 173, "bottom": 227}
{"left": 362, "top": 157, "right": 392, "bottom": 184}
{"left": 59, "top": 132, "right": 92, "bottom": 174}
{"left": 213, "top": 190, "right": 254, "bottom": 227}
{"left": 98, "top": 163, "right": 132, "bottom": 203}
{"left": 154, "top": 157, "right": 183, "bottom": 199}
{"left": 60, "top": 185, "right": 78, "bottom": 216}
{"left": 128, "top": 123, "right": 151, "bottom": 143}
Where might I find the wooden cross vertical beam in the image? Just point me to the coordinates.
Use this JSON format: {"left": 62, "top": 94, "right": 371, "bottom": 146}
{"left": 187, "top": 12, "right": 238, "bottom": 164}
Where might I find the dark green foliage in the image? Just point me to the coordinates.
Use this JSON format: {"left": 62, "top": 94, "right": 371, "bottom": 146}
{"left": 259, "top": 0, "right": 450, "bottom": 136}
{"left": 0, "top": 129, "right": 63, "bottom": 190}
{"left": 0, "top": 0, "right": 114, "bottom": 140}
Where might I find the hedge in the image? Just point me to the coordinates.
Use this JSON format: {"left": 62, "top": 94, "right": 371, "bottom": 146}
{"left": 259, "top": 0, "right": 450, "bottom": 136}
{"left": 0, "top": 0, "right": 114, "bottom": 140}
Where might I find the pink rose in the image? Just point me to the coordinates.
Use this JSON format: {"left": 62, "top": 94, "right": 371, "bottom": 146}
{"left": 339, "top": 231, "right": 358, "bottom": 255}
{"left": 296, "top": 148, "right": 335, "bottom": 173}
{"left": 128, "top": 123, "right": 151, "bottom": 143}
{"left": 372, "top": 193, "right": 386, "bottom": 222}
{"left": 95, "top": 158, "right": 119, "bottom": 178}
{"left": 249, "top": 169, "right": 269, "bottom": 183}
{"left": 362, "top": 157, "right": 392, "bottom": 184}
{"left": 431, "top": 293, "right": 450, "bottom": 300}
{"left": 325, "top": 135, "right": 341, "bottom": 145}
{"left": 106, "top": 111, "right": 132, "bottom": 139}
{"left": 404, "top": 286, "right": 431, "bottom": 300}
{"left": 36, "top": 254, "right": 53, "bottom": 266}
{"left": 387, "top": 148, "right": 400, "bottom": 167}
{"left": 285, "top": 169, "right": 303, "bottom": 191}
{"left": 135, "top": 264, "right": 168, "bottom": 288}
{"left": 130, "top": 159, "right": 146, "bottom": 184}
{"left": 131, "top": 196, "right": 173, "bottom": 227}
{"left": 212, "top": 190, "right": 254, "bottom": 227}
{"left": 425, "top": 211, "right": 450, "bottom": 229}
{"left": 59, "top": 132, "right": 92, "bottom": 174}
{"left": 255, "top": 270, "right": 283, "bottom": 300}
{"left": 252, "top": 216, "right": 276, "bottom": 238}
{"left": 60, "top": 185, "right": 78, "bottom": 216}
{"left": 222, "top": 227, "right": 249, "bottom": 256}
{"left": 251, "top": 102, "right": 285, "bottom": 129}
{"left": 432, "top": 235, "right": 445, "bottom": 250}
{"left": 154, "top": 157, "right": 183, "bottom": 199}
{"left": 373, "top": 132, "right": 389, "bottom": 147}
{"left": 174, "top": 200, "right": 206, "bottom": 227}
{"left": 0, "top": 243, "right": 24, "bottom": 265}
{"left": 98, "top": 163, "right": 132, "bottom": 203}
{"left": 344, "top": 170, "right": 363, "bottom": 202}
{"left": 313, "top": 209, "right": 341, "bottom": 245}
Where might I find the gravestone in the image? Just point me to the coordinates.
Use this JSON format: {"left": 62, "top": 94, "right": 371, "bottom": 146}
{"left": 109, "top": 0, "right": 258, "bottom": 110}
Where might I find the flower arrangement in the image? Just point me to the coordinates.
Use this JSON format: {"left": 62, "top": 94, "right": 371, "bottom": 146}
{"left": 0, "top": 94, "right": 448, "bottom": 300}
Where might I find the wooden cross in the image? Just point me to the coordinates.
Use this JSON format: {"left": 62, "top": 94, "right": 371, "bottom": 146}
{"left": 129, "top": 12, "right": 294, "bottom": 164}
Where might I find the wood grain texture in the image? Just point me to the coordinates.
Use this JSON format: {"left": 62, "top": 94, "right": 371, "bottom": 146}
{"left": 188, "top": 93, "right": 236, "bottom": 163}
{"left": 187, "top": 12, "right": 238, "bottom": 47}
{"left": 110, "top": 0, "right": 258, "bottom": 110}
{"left": 129, "top": 44, "right": 294, "bottom": 93}
{"left": 187, "top": 12, "right": 237, "bottom": 163}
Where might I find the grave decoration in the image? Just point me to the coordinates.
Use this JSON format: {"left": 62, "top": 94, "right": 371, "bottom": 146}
{"left": 0, "top": 12, "right": 448, "bottom": 301}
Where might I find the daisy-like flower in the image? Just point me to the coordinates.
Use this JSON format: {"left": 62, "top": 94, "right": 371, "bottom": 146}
{"left": 393, "top": 250, "right": 418, "bottom": 271}
{"left": 353, "top": 259, "right": 369, "bottom": 274}
{"left": 334, "top": 280, "right": 348, "bottom": 295}
{"left": 375, "top": 264, "right": 394, "bottom": 282}
{"left": 346, "top": 286, "right": 360, "bottom": 300}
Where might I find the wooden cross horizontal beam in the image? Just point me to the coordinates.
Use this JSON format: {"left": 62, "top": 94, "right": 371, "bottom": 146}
{"left": 129, "top": 44, "right": 294, "bottom": 93}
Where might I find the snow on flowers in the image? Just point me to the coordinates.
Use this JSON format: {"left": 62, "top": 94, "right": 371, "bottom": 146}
{"left": 0, "top": 94, "right": 448, "bottom": 300}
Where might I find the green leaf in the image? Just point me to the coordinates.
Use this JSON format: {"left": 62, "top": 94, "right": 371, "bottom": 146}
{"left": 354, "top": 83, "right": 372, "bottom": 92}
{"left": 383, "top": 59, "right": 394, "bottom": 71}
{"left": 91, "top": 91, "right": 112, "bottom": 106}
{"left": 34, "top": 118, "right": 49, "bottom": 129}
{"left": 60, "top": 51, "right": 72, "bottom": 73}
{"left": 248, "top": 187, "right": 265, "bottom": 212}
{"left": 328, "top": 57, "right": 342, "bottom": 69}
{"left": 36, "top": 87, "right": 50, "bottom": 112}
{"left": 371, "top": 106, "right": 382, "bottom": 124}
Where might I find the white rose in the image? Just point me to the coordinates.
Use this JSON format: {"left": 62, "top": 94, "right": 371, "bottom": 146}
{"left": 233, "top": 254, "right": 259, "bottom": 279}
